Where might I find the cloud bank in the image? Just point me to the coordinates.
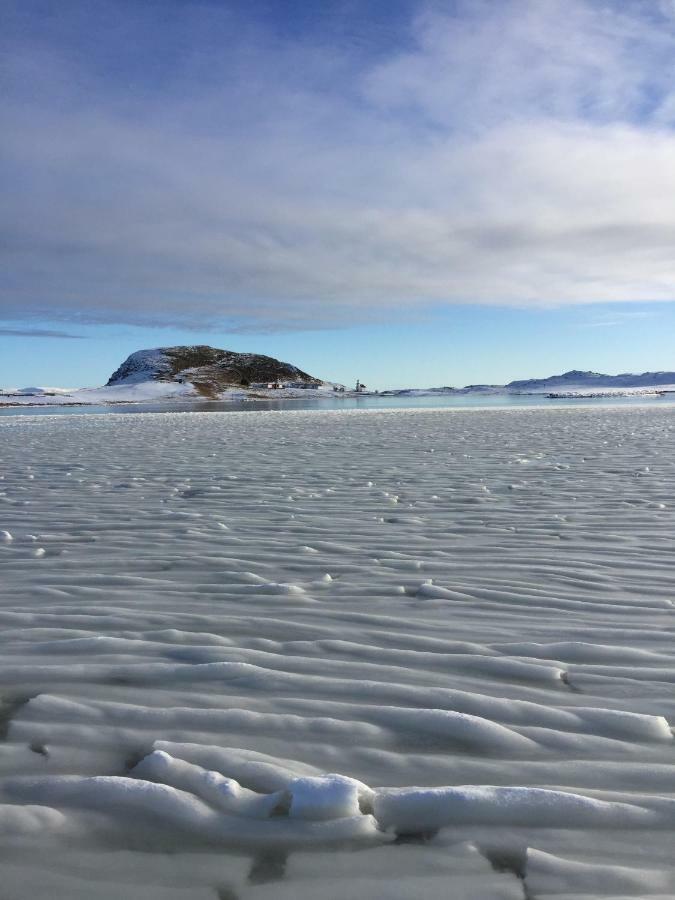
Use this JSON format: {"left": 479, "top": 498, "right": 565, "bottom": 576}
{"left": 3, "top": 0, "right": 675, "bottom": 330}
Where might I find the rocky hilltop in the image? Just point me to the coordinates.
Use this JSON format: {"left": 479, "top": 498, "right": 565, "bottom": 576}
{"left": 107, "top": 346, "right": 322, "bottom": 398}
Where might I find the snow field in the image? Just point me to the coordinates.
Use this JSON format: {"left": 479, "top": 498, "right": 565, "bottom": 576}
{"left": 1, "top": 406, "right": 675, "bottom": 897}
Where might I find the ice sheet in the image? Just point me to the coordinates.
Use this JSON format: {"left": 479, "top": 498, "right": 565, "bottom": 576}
{"left": 2, "top": 405, "right": 675, "bottom": 897}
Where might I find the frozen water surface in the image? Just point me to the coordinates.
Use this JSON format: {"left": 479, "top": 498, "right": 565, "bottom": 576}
{"left": 1, "top": 406, "right": 675, "bottom": 898}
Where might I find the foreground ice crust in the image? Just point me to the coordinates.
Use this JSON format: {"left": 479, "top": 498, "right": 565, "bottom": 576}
{"left": 1, "top": 405, "right": 675, "bottom": 898}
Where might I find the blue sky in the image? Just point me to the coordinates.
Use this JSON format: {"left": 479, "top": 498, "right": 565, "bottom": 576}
{"left": 2, "top": 0, "right": 675, "bottom": 389}
{"left": 3, "top": 302, "right": 673, "bottom": 390}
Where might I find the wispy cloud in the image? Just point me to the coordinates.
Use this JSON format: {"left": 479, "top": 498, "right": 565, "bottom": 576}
{"left": 579, "top": 309, "right": 660, "bottom": 328}
{"left": 3, "top": 0, "right": 675, "bottom": 331}
{"left": 0, "top": 327, "right": 85, "bottom": 339}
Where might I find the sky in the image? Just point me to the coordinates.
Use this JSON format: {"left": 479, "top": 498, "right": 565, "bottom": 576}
{"left": 2, "top": 0, "right": 675, "bottom": 390}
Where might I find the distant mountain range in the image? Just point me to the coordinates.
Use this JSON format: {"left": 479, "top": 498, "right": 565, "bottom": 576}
{"left": 505, "top": 369, "right": 675, "bottom": 391}
{"left": 384, "top": 370, "right": 675, "bottom": 396}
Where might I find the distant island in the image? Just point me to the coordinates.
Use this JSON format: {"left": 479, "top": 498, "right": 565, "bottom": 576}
{"left": 1, "top": 348, "right": 675, "bottom": 406}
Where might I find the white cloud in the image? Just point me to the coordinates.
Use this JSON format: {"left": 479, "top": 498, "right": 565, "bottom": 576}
{"left": 3, "top": 0, "right": 675, "bottom": 329}
{"left": 365, "top": 0, "right": 675, "bottom": 127}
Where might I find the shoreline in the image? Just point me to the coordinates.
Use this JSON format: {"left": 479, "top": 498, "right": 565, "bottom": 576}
{"left": 2, "top": 389, "right": 674, "bottom": 412}
{"left": 3, "top": 397, "right": 675, "bottom": 421}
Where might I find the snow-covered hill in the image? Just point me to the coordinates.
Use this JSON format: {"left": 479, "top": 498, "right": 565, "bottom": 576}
{"left": 0, "top": 345, "right": 331, "bottom": 406}
{"left": 107, "top": 345, "right": 323, "bottom": 396}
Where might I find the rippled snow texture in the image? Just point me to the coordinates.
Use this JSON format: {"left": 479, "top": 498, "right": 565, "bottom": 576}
{"left": 2, "top": 406, "right": 675, "bottom": 899}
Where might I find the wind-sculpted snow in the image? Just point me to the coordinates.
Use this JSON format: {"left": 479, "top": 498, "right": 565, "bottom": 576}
{"left": 1, "top": 406, "right": 675, "bottom": 899}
